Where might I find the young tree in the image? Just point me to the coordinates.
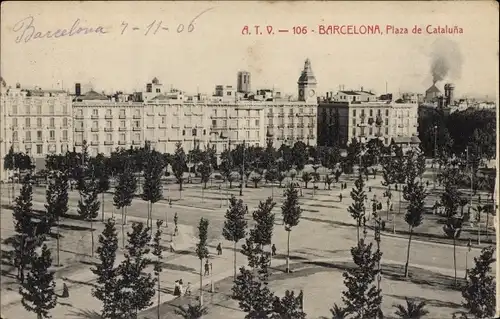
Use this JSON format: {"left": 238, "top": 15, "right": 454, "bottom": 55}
{"left": 324, "top": 175, "right": 334, "bottom": 190}
{"left": 393, "top": 298, "right": 429, "bottom": 319}
{"left": 348, "top": 174, "right": 366, "bottom": 241}
{"left": 142, "top": 151, "right": 164, "bottom": 230}
{"left": 152, "top": 219, "right": 164, "bottom": 319}
{"left": 116, "top": 222, "right": 156, "bottom": 318}
{"left": 93, "top": 154, "right": 111, "bottom": 222}
{"left": 340, "top": 239, "right": 383, "bottom": 319}
{"left": 198, "top": 160, "right": 213, "bottom": 189}
{"left": 251, "top": 174, "right": 263, "bottom": 188}
{"left": 77, "top": 174, "right": 100, "bottom": 257}
{"left": 292, "top": 141, "right": 308, "bottom": 174}
{"left": 443, "top": 217, "right": 464, "bottom": 286}
{"left": 195, "top": 218, "right": 209, "bottom": 307}
{"left": 330, "top": 303, "right": 348, "bottom": 319}
{"left": 281, "top": 184, "right": 303, "bottom": 273}
{"left": 13, "top": 174, "right": 40, "bottom": 283}
{"left": 113, "top": 160, "right": 137, "bottom": 247}
{"left": 402, "top": 169, "right": 427, "bottom": 278}
{"left": 91, "top": 218, "right": 119, "bottom": 318}
{"left": 462, "top": 246, "right": 496, "bottom": 318}
{"left": 251, "top": 197, "right": 276, "bottom": 264}
{"left": 223, "top": 196, "right": 248, "bottom": 279}
{"left": 45, "top": 171, "right": 69, "bottom": 266}
{"left": 301, "top": 172, "right": 312, "bottom": 189}
{"left": 273, "top": 290, "right": 306, "bottom": 319}
{"left": 19, "top": 244, "right": 57, "bottom": 319}
{"left": 172, "top": 142, "right": 187, "bottom": 197}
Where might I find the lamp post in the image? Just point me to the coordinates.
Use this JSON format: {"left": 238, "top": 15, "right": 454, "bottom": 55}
{"left": 465, "top": 238, "right": 471, "bottom": 280}
{"left": 433, "top": 125, "right": 438, "bottom": 189}
{"left": 219, "top": 132, "right": 230, "bottom": 206}
{"left": 240, "top": 140, "right": 245, "bottom": 196}
{"left": 210, "top": 259, "right": 214, "bottom": 293}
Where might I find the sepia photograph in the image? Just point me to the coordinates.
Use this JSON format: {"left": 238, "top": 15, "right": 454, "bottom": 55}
{"left": 0, "top": 1, "right": 498, "bottom": 318}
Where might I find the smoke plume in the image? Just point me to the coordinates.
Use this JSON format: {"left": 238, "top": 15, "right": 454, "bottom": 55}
{"left": 430, "top": 38, "right": 463, "bottom": 84}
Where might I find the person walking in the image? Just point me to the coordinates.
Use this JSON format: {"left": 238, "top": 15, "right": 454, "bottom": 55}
{"left": 216, "top": 243, "right": 222, "bottom": 255}
{"left": 185, "top": 282, "right": 192, "bottom": 296}
{"left": 271, "top": 244, "right": 277, "bottom": 256}
{"left": 339, "top": 193, "right": 343, "bottom": 202}
{"left": 204, "top": 259, "right": 210, "bottom": 276}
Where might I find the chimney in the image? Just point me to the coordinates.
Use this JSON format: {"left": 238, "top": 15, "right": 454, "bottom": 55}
{"left": 75, "top": 83, "right": 81, "bottom": 96}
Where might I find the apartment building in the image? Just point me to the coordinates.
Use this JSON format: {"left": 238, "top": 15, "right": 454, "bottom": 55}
{"left": 318, "top": 91, "right": 419, "bottom": 150}
{"left": 0, "top": 83, "right": 73, "bottom": 178}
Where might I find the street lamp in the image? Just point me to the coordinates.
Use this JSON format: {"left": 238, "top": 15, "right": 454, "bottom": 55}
{"left": 240, "top": 140, "right": 246, "bottom": 197}
{"left": 433, "top": 125, "right": 438, "bottom": 189}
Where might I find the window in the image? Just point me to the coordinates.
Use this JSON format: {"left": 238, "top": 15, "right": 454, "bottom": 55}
{"left": 13, "top": 131, "right": 18, "bottom": 141}
{"left": 77, "top": 109, "right": 83, "bottom": 116}
{"left": 49, "top": 104, "right": 54, "bottom": 114}
{"left": 49, "top": 130, "right": 55, "bottom": 140}
{"left": 352, "top": 127, "right": 356, "bottom": 136}
{"left": 247, "top": 110, "right": 250, "bottom": 116}
{"left": 106, "top": 109, "right": 112, "bottom": 116}
{"left": 246, "top": 120, "right": 250, "bottom": 127}
{"left": 120, "top": 109, "right": 126, "bottom": 117}
{"left": 12, "top": 105, "right": 17, "bottom": 114}
{"left": 76, "top": 133, "right": 83, "bottom": 142}
{"left": 214, "top": 109, "right": 218, "bottom": 116}
{"left": 385, "top": 127, "right": 389, "bottom": 135}
{"left": 25, "top": 118, "right": 30, "bottom": 127}
{"left": 134, "top": 133, "right": 140, "bottom": 141}
{"left": 76, "top": 120, "right": 83, "bottom": 129}
{"left": 92, "top": 109, "right": 98, "bottom": 116}
{"left": 353, "top": 110, "right": 356, "bottom": 117}
{"left": 92, "top": 121, "right": 98, "bottom": 128}
{"left": 62, "top": 118, "right": 67, "bottom": 127}
{"left": 36, "top": 145, "right": 43, "bottom": 154}
{"left": 36, "top": 105, "right": 42, "bottom": 114}
{"left": 25, "top": 104, "right": 30, "bottom": 115}
{"left": 25, "top": 131, "right": 31, "bottom": 140}
{"left": 227, "top": 91, "right": 232, "bottom": 96}
{"left": 37, "top": 131, "right": 42, "bottom": 140}
{"left": 212, "top": 120, "right": 216, "bottom": 127}
{"left": 182, "top": 130, "right": 186, "bottom": 136}
{"left": 156, "top": 88, "right": 160, "bottom": 93}
{"left": 106, "top": 134, "right": 112, "bottom": 141}
{"left": 203, "top": 129, "right": 206, "bottom": 135}
{"left": 192, "top": 129, "right": 197, "bottom": 136}
{"left": 162, "top": 117, "right": 166, "bottom": 124}
{"left": 134, "top": 120, "right": 140, "bottom": 128}
{"left": 63, "top": 104, "right": 68, "bottom": 114}
{"left": 369, "top": 109, "right": 373, "bottom": 117}
{"left": 369, "top": 127, "right": 373, "bottom": 135}
{"left": 106, "top": 121, "right": 112, "bottom": 128}
{"left": 49, "top": 118, "right": 55, "bottom": 127}
{"left": 223, "top": 120, "right": 227, "bottom": 127}
{"left": 255, "top": 120, "right": 260, "bottom": 126}
{"left": 63, "top": 130, "right": 68, "bottom": 140}
{"left": 256, "top": 131, "right": 260, "bottom": 138}
{"left": 37, "top": 118, "right": 42, "bottom": 128}
{"left": 385, "top": 118, "right": 388, "bottom": 125}
{"left": 92, "top": 134, "right": 99, "bottom": 141}
{"left": 246, "top": 131, "right": 250, "bottom": 139}
{"left": 120, "top": 133, "right": 125, "bottom": 141}
{"left": 120, "top": 120, "right": 126, "bottom": 128}
{"left": 352, "top": 118, "right": 356, "bottom": 126}
{"left": 135, "top": 109, "right": 141, "bottom": 116}
{"left": 13, "top": 118, "right": 18, "bottom": 127}
{"left": 385, "top": 109, "right": 389, "bottom": 116}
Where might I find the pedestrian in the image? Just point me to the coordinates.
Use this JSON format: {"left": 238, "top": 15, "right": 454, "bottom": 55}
{"left": 204, "top": 259, "right": 210, "bottom": 276}
{"left": 179, "top": 279, "right": 184, "bottom": 294}
{"left": 478, "top": 194, "right": 481, "bottom": 203}
{"left": 174, "top": 225, "right": 179, "bottom": 236}
{"left": 368, "top": 186, "right": 372, "bottom": 192}
{"left": 426, "top": 180, "right": 429, "bottom": 187}
{"left": 62, "top": 282, "right": 69, "bottom": 298}
{"left": 271, "top": 244, "right": 277, "bottom": 256}
{"left": 170, "top": 241, "right": 175, "bottom": 252}
{"left": 185, "top": 282, "right": 192, "bottom": 296}
{"left": 217, "top": 243, "right": 222, "bottom": 255}
{"left": 339, "top": 193, "right": 343, "bottom": 202}
{"left": 245, "top": 205, "right": 249, "bottom": 214}
{"left": 174, "top": 280, "right": 181, "bottom": 296}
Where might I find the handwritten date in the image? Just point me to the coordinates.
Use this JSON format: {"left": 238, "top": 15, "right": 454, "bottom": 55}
{"left": 12, "top": 8, "right": 214, "bottom": 44}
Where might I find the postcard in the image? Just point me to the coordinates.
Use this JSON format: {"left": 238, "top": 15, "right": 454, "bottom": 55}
{"left": 0, "top": 1, "right": 498, "bottom": 319}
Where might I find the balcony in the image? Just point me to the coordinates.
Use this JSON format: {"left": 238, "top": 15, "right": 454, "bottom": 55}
{"left": 147, "top": 125, "right": 155, "bottom": 129}
{"left": 91, "top": 127, "right": 99, "bottom": 132}
{"left": 60, "top": 138, "right": 68, "bottom": 142}
{"left": 75, "top": 115, "right": 84, "bottom": 119}
{"left": 171, "top": 124, "right": 180, "bottom": 128}
{"left": 104, "top": 128, "right": 113, "bottom": 132}
{"left": 158, "top": 138, "right": 168, "bottom": 142}
{"left": 118, "top": 141, "right": 126, "bottom": 145}
{"left": 104, "top": 141, "right": 114, "bottom": 145}
{"left": 91, "top": 115, "right": 99, "bottom": 119}
{"left": 75, "top": 128, "right": 84, "bottom": 132}
{"left": 159, "top": 125, "right": 168, "bottom": 129}
{"left": 119, "top": 114, "right": 126, "bottom": 119}
{"left": 90, "top": 141, "right": 99, "bottom": 146}
{"left": 119, "top": 127, "right": 127, "bottom": 131}
{"left": 75, "top": 141, "right": 83, "bottom": 146}
{"left": 133, "top": 115, "right": 141, "bottom": 119}
{"left": 132, "top": 127, "right": 141, "bottom": 131}
{"left": 268, "top": 124, "right": 274, "bottom": 128}
{"left": 105, "top": 114, "right": 113, "bottom": 119}
{"left": 132, "top": 140, "right": 141, "bottom": 145}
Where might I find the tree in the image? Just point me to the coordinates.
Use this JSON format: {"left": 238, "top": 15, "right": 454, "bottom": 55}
{"left": 301, "top": 172, "right": 312, "bottom": 189}
{"left": 174, "top": 304, "right": 209, "bottom": 319}
{"left": 462, "top": 246, "right": 496, "bottom": 318}
{"left": 340, "top": 239, "right": 383, "bottom": 319}
{"left": 393, "top": 298, "right": 429, "bottom": 319}
{"left": 152, "top": 220, "right": 164, "bottom": 319}
{"left": 142, "top": 151, "right": 164, "bottom": 230}
{"left": 13, "top": 173, "right": 41, "bottom": 283}
{"left": 348, "top": 174, "right": 366, "bottom": 241}
{"left": 324, "top": 175, "right": 334, "bottom": 190}
{"left": 223, "top": 196, "right": 248, "bottom": 279}
{"left": 93, "top": 154, "right": 111, "bottom": 222}
{"left": 19, "top": 244, "right": 57, "bottom": 319}
{"left": 251, "top": 197, "right": 276, "bottom": 264}
{"left": 195, "top": 218, "right": 209, "bottom": 307}
{"left": 116, "top": 222, "right": 156, "bottom": 318}
{"left": 113, "top": 160, "right": 137, "bottom": 247}
{"left": 402, "top": 164, "right": 427, "bottom": 278}
{"left": 45, "top": 171, "right": 69, "bottom": 266}
{"left": 281, "top": 184, "right": 302, "bottom": 273}
{"left": 292, "top": 141, "right": 308, "bottom": 173}
{"left": 330, "top": 304, "right": 348, "bottom": 319}
{"left": 172, "top": 142, "right": 187, "bottom": 196}
{"left": 91, "top": 218, "right": 119, "bottom": 318}
{"left": 198, "top": 157, "right": 213, "bottom": 189}
{"left": 273, "top": 290, "right": 306, "bottom": 319}
{"left": 443, "top": 217, "right": 463, "bottom": 286}
{"left": 77, "top": 171, "right": 100, "bottom": 257}
{"left": 251, "top": 174, "right": 263, "bottom": 188}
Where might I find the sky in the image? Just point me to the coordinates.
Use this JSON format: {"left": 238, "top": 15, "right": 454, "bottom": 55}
{"left": 1, "top": 1, "right": 498, "bottom": 100}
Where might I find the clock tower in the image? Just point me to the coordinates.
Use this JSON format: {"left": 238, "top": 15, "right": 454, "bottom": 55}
{"left": 297, "top": 58, "right": 317, "bottom": 103}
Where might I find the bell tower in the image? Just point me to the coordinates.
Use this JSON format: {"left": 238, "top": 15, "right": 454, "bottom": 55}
{"left": 297, "top": 58, "right": 317, "bottom": 103}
